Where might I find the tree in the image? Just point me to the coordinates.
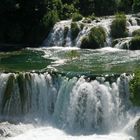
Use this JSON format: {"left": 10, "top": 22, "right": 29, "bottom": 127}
{"left": 94, "top": 0, "right": 117, "bottom": 16}
{"left": 133, "top": 0, "right": 140, "bottom": 12}
{"left": 79, "top": 0, "right": 95, "bottom": 16}
{"left": 117, "top": 0, "right": 133, "bottom": 13}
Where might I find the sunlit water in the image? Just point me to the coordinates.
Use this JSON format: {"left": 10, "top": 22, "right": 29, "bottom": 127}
{"left": 8, "top": 126, "right": 134, "bottom": 140}
{"left": 1, "top": 15, "right": 140, "bottom": 140}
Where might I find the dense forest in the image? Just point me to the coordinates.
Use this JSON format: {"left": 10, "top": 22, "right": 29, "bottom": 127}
{"left": 0, "top": 0, "right": 140, "bottom": 46}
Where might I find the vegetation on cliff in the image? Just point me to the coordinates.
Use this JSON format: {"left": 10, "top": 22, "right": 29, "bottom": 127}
{"left": 0, "top": 0, "right": 139, "bottom": 47}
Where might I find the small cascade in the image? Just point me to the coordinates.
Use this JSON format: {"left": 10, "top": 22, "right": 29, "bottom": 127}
{"left": 113, "top": 16, "right": 140, "bottom": 49}
{"left": 43, "top": 15, "right": 140, "bottom": 49}
{"left": 0, "top": 72, "right": 135, "bottom": 134}
{"left": 43, "top": 17, "right": 113, "bottom": 48}
{"left": 128, "top": 16, "right": 140, "bottom": 36}
{"left": 43, "top": 20, "right": 72, "bottom": 47}
{"left": 113, "top": 37, "right": 132, "bottom": 49}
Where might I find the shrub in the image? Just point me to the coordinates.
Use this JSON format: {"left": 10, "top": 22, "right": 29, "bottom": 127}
{"left": 133, "top": 0, "right": 140, "bottom": 13}
{"left": 129, "top": 36, "right": 140, "bottom": 50}
{"left": 72, "top": 13, "right": 83, "bottom": 22}
{"left": 132, "top": 29, "right": 140, "bottom": 37}
{"left": 61, "top": 4, "right": 77, "bottom": 20}
{"left": 71, "top": 22, "right": 80, "bottom": 40}
{"left": 110, "top": 13, "right": 128, "bottom": 39}
{"left": 130, "top": 70, "right": 140, "bottom": 106}
{"left": 81, "top": 26, "right": 106, "bottom": 49}
{"left": 43, "top": 10, "right": 59, "bottom": 33}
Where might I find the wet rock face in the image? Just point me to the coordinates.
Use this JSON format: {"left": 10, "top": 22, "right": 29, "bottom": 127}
{"left": 134, "top": 118, "right": 140, "bottom": 140}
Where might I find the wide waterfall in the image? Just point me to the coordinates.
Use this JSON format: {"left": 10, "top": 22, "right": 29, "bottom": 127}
{"left": 0, "top": 72, "right": 139, "bottom": 139}
{"left": 1, "top": 11, "right": 140, "bottom": 140}
{"left": 43, "top": 15, "right": 140, "bottom": 49}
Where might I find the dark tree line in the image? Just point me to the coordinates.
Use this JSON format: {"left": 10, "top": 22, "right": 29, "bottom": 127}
{"left": 0, "top": 0, "right": 139, "bottom": 46}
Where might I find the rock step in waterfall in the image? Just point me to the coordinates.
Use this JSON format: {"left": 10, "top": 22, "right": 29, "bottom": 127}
{"left": 0, "top": 72, "right": 138, "bottom": 135}
{"left": 43, "top": 15, "right": 140, "bottom": 49}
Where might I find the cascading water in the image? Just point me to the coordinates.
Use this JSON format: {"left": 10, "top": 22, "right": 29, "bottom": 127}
{"left": 43, "top": 15, "right": 140, "bottom": 49}
{"left": 1, "top": 13, "right": 140, "bottom": 140}
{"left": 0, "top": 72, "right": 139, "bottom": 140}
{"left": 43, "top": 18, "right": 112, "bottom": 48}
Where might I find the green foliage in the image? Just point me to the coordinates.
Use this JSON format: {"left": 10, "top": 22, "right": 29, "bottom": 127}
{"left": 133, "top": 0, "right": 140, "bottom": 12}
{"left": 132, "top": 29, "right": 140, "bottom": 36}
{"left": 43, "top": 10, "right": 59, "bottom": 31}
{"left": 129, "top": 36, "right": 140, "bottom": 50}
{"left": 110, "top": 13, "right": 128, "bottom": 39}
{"left": 66, "top": 50, "right": 80, "bottom": 60}
{"left": 0, "top": 0, "right": 138, "bottom": 47}
{"left": 117, "top": 0, "right": 133, "bottom": 13}
{"left": 130, "top": 70, "right": 140, "bottom": 106}
{"left": 61, "top": 4, "right": 77, "bottom": 19}
{"left": 72, "top": 13, "right": 83, "bottom": 22}
{"left": 78, "top": 0, "right": 95, "bottom": 16}
{"left": 0, "top": 0, "right": 62, "bottom": 46}
{"left": 46, "top": 0, "right": 63, "bottom": 15}
{"left": 71, "top": 22, "right": 80, "bottom": 40}
{"left": 81, "top": 26, "right": 106, "bottom": 49}
{"left": 94, "top": 0, "right": 117, "bottom": 16}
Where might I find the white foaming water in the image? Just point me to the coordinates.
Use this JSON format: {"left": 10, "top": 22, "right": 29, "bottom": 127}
{"left": 0, "top": 73, "right": 139, "bottom": 140}
{"left": 43, "top": 15, "right": 140, "bottom": 49}
{"left": 43, "top": 20, "right": 72, "bottom": 47}
{"left": 8, "top": 126, "right": 134, "bottom": 140}
{"left": 43, "top": 17, "right": 113, "bottom": 48}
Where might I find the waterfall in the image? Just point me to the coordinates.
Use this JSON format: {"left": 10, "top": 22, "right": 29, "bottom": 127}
{"left": 0, "top": 72, "right": 135, "bottom": 134}
{"left": 43, "top": 18, "right": 112, "bottom": 48}
{"left": 43, "top": 15, "right": 140, "bottom": 49}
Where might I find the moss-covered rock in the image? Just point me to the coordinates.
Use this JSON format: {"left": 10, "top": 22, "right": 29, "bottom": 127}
{"left": 110, "top": 13, "right": 128, "bottom": 39}
{"left": 71, "top": 22, "right": 80, "bottom": 41}
{"left": 80, "top": 37, "right": 90, "bottom": 49}
{"left": 132, "top": 29, "right": 140, "bottom": 37}
{"left": 129, "top": 36, "right": 140, "bottom": 50}
{"left": 80, "top": 26, "right": 106, "bottom": 49}
{"left": 130, "top": 70, "right": 140, "bottom": 106}
{"left": 72, "top": 13, "right": 83, "bottom": 22}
